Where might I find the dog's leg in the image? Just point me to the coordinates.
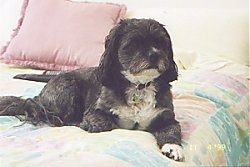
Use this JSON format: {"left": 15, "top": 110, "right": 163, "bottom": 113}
{"left": 80, "top": 109, "right": 118, "bottom": 133}
{"left": 148, "top": 111, "right": 184, "bottom": 161}
{"left": 153, "top": 123, "right": 184, "bottom": 161}
{"left": 0, "top": 96, "right": 26, "bottom": 115}
{"left": 154, "top": 127, "right": 184, "bottom": 162}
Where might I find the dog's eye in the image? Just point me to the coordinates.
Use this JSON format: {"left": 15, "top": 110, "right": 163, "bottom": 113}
{"left": 123, "top": 42, "right": 140, "bottom": 51}
{"left": 153, "top": 38, "right": 170, "bottom": 49}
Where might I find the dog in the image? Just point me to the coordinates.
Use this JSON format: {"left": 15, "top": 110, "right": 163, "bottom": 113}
{"left": 0, "top": 18, "right": 184, "bottom": 161}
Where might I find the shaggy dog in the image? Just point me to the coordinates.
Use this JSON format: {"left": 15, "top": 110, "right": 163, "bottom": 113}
{"left": 0, "top": 19, "right": 184, "bottom": 161}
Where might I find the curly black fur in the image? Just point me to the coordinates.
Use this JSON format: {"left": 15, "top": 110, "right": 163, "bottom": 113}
{"left": 0, "top": 19, "right": 183, "bottom": 161}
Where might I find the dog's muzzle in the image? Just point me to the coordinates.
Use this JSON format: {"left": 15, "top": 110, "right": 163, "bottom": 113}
{"left": 148, "top": 50, "right": 160, "bottom": 66}
{"left": 147, "top": 48, "right": 168, "bottom": 73}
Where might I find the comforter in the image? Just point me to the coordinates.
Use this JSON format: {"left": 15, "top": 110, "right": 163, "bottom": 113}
{"left": 0, "top": 64, "right": 249, "bottom": 167}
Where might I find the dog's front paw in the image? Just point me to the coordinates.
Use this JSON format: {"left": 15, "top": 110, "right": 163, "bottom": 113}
{"left": 161, "top": 143, "right": 184, "bottom": 161}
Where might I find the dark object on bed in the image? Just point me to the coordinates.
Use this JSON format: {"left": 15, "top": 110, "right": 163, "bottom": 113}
{"left": 13, "top": 70, "right": 65, "bottom": 82}
{"left": 0, "top": 18, "right": 184, "bottom": 161}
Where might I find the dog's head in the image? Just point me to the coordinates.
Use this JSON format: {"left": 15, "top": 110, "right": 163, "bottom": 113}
{"left": 99, "top": 19, "right": 178, "bottom": 90}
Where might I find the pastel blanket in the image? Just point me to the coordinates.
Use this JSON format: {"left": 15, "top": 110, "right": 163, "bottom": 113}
{"left": 0, "top": 64, "right": 249, "bottom": 167}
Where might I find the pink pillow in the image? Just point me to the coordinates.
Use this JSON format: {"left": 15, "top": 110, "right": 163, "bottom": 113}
{"left": 0, "top": 0, "right": 126, "bottom": 70}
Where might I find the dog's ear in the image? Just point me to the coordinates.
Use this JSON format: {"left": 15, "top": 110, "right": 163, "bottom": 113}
{"left": 163, "top": 60, "right": 178, "bottom": 83}
{"left": 98, "top": 20, "right": 127, "bottom": 88}
{"left": 159, "top": 29, "right": 178, "bottom": 83}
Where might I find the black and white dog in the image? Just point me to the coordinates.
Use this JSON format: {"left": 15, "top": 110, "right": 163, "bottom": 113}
{"left": 0, "top": 19, "right": 184, "bottom": 161}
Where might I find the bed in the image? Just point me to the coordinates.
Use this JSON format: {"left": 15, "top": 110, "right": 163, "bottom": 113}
{"left": 0, "top": 0, "right": 249, "bottom": 166}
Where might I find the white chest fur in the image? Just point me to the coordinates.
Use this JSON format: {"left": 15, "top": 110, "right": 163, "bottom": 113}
{"left": 110, "top": 84, "right": 163, "bottom": 130}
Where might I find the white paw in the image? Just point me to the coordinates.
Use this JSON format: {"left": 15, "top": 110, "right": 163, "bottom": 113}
{"left": 161, "top": 143, "right": 184, "bottom": 161}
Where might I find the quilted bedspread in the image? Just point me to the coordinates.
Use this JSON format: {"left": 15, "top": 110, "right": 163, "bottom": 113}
{"left": 0, "top": 64, "right": 249, "bottom": 167}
